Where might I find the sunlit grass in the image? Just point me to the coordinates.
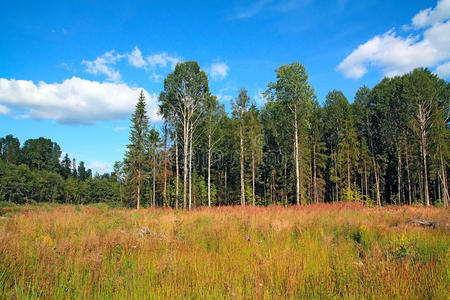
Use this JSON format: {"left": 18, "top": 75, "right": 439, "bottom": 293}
{"left": 0, "top": 203, "right": 448, "bottom": 299}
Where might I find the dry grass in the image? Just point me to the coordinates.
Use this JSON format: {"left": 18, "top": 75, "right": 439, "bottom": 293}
{"left": 0, "top": 203, "right": 449, "bottom": 299}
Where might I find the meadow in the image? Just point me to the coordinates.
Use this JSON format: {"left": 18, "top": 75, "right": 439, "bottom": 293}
{"left": 0, "top": 203, "right": 448, "bottom": 299}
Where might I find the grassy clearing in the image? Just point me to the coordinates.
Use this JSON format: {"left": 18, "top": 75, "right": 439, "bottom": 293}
{"left": 0, "top": 203, "right": 448, "bottom": 299}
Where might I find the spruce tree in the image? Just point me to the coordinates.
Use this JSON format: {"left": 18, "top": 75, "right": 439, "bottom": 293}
{"left": 125, "top": 90, "right": 149, "bottom": 209}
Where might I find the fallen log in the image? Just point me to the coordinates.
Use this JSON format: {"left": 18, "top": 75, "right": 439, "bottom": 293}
{"left": 413, "top": 219, "right": 439, "bottom": 228}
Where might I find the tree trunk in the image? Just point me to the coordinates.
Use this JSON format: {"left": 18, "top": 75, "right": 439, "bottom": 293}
{"left": 153, "top": 150, "right": 156, "bottom": 208}
{"left": 347, "top": 150, "right": 351, "bottom": 200}
{"left": 364, "top": 160, "right": 368, "bottom": 202}
{"left": 334, "top": 150, "right": 339, "bottom": 202}
{"left": 183, "top": 117, "right": 188, "bottom": 210}
{"left": 418, "top": 104, "right": 430, "bottom": 206}
{"left": 163, "top": 126, "right": 168, "bottom": 207}
{"left": 313, "top": 144, "right": 318, "bottom": 204}
{"left": 270, "top": 169, "right": 273, "bottom": 205}
{"left": 284, "top": 159, "right": 288, "bottom": 205}
{"left": 208, "top": 133, "right": 211, "bottom": 207}
{"left": 175, "top": 130, "right": 179, "bottom": 210}
{"left": 405, "top": 145, "right": 412, "bottom": 205}
{"left": 294, "top": 104, "right": 300, "bottom": 206}
{"left": 252, "top": 150, "right": 256, "bottom": 206}
{"left": 437, "top": 179, "right": 441, "bottom": 203}
{"left": 263, "top": 165, "right": 266, "bottom": 205}
{"left": 439, "top": 146, "right": 449, "bottom": 207}
{"left": 373, "top": 157, "right": 381, "bottom": 207}
{"left": 137, "top": 168, "right": 141, "bottom": 209}
{"left": 240, "top": 122, "right": 245, "bottom": 206}
{"left": 422, "top": 134, "right": 430, "bottom": 206}
{"left": 272, "top": 170, "right": 275, "bottom": 204}
{"left": 189, "top": 122, "right": 193, "bottom": 210}
{"left": 224, "top": 169, "right": 227, "bottom": 205}
{"left": 360, "top": 170, "right": 363, "bottom": 202}
{"left": 397, "top": 145, "right": 402, "bottom": 205}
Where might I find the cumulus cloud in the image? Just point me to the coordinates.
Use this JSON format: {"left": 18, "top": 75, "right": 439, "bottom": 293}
{"left": 83, "top": 47, "right": 183, "bottom": 82}
{"left": 207, "top": 62, "right": 230, "bottom": 81}
{"left": 82, "top": 50, "right": 123, "bottom": 82}
{"left": 412, "top": 0, "right": 450, "bottom": 28}
{"left": 88, "top": 161, "right": 111, "bottom": 174}
{"left": 128, "top": 46, "right": 147, "bottom": 68}
{"left": 216, "top": 94, "right": 233, "bottom": 104}
{"left": 337, "top": 0, "right": 450, "bottom": 79}
{"left": 436, "top": 61, "right": 450, "bottom": 77}
{"left": 0, "top": 104, "right": 10, "bottom": 114}
{"left": 254, "top": 90, "right": 266, "bottom": 105}
{"left": 0, "top": 77, "right": 161, "bottom": 124}
{"left": 147, "top": 52, "right": 182, "bottom": 69}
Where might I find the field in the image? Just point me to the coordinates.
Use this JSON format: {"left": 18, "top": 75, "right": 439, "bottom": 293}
{"left": 0, "top": 203, "right": 449, "bottom": 299}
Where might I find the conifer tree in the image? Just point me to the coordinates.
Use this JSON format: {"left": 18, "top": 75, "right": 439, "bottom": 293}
{"left": 125, "top": 90, "right": 149, "bottom": 209}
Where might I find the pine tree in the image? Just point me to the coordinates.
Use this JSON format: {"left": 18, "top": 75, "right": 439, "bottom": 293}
{"left": 125, "top": 90, "right": 149, "bottom": 209}
{"left": 61, "top": 153, "right": 72, "bottom": 179}
{"left": 72, "top": 158, "right": 78, "bottom": 178}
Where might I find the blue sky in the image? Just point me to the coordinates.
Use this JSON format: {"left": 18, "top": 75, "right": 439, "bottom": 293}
{"left": 1, "top": 0, "right": 449, "bottom": 173}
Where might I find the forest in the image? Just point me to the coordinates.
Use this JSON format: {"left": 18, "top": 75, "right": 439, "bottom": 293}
{"left": 1, "top": 63, "right": 448, "bottom": 208}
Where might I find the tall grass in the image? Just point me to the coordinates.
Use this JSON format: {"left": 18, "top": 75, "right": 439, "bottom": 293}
{"left": 0, "top": 203, "right": 448, "bottom": 299}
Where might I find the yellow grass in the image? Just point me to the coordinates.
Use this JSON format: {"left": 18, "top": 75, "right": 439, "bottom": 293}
{"left": 0, "top": 203, "right": 449, "bottom": 299}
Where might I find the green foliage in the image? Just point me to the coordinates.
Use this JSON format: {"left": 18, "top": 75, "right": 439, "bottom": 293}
{"left": 21, "top": 137, "right": 62, "bottom": 172}
{"left": 194, "top": 174, "right": 217, "bottom": 206}
{"left": 0, "top": 134, "right": 20, "bottom": 164}
{"left": 1, "top": 65, "right": 448, "bottom": 207}
{"left": 124, "top": 90, "right": 150, "bottom": 208}
{"left": 0, "top": 142, "right": 121, "bottom": 206}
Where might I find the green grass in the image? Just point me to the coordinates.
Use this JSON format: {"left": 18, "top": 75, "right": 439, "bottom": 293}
{"left": 0, "top": 203, "right": 448, "bottom": 299}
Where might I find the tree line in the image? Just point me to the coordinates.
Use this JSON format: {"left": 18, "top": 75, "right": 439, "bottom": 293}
{"left": 0, "top": 136, "right": 125, "bottom": 205}
{"left": 124, "top": 62, "right": 449, "bottom": 209}
{"left": 1, "top": 62, "right": 448, "bottom": 208}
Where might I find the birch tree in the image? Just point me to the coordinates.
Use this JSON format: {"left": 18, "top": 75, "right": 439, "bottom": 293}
{"left": 265, "top": 63, "right": 314, "bottom": 205}
{"left": 246, "top": 105, "right": 263, "bottom": 206}
{"left": 158, "top": 62, "right": 210, "bottom": 210}
{"left": 404, "top": 68, "right": 448, "bottom": 206}
{"left": 204, "top": 95, "right": 225, "bottom": 207}
{"left": 232, "top": 89, "right": 250, "bottom": 206}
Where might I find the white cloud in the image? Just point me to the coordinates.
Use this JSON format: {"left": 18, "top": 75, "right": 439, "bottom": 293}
{"left": 128, "top": 46, "right": 147, "bottom": 68}
{"left": 0, "top": 77, "right": 161, "bottom": 124}
{"left": 412, "top": 0, "right": 450, "bottom": 28}
{"left": 82, "top": 50, "right": 123, "bottom": 82}
{"left": 337, "top": 0, "right": 450, "bottom": 79}
{"left": 216, "top": 94, "right": 233, "bottom": 104}
{"left": 149, "top": 71, "right": 163, "bottom": 82}
{"left": 0, "top": 104, "right": 10, "bottom": 115}
{"left": 88, "top": 162, "right": 111, "bottom": 174}
{"left": 82, "top": 48, "right": 182, "bottom": 83}
{"left": 207, "top": 62, "right": 230, "bottom": 81}
{"left": 147, "top": 52, "right": 181, "bottom": 69}
{"left": 254, "top": 90, "right": 266, "bottom": 105}
{"left": 112, "top": 126, "right": 128, "bottom": 132}
{"left": 436, "top": 61, "right": 450, "bottom": 77}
